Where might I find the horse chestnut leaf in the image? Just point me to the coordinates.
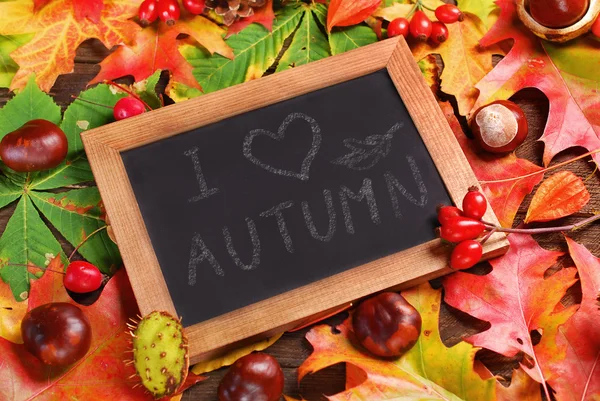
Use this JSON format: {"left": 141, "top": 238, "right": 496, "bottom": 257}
{"left": 529, "top": 0, "right": 590, "bottom": 28}
{"left": 21, "top": 302, "right": 92, "bottom": 366}
{"left": 352, "top": 292, "right": 422, "bottom": 358}
{"left": 470, "top": 100, "right": 528, "bottom": 154}
{"left": 218, "top": 353, "right": 284, "bottom": 401}
{"left": 0, "top": 119, "right": 68, "bottom": 172}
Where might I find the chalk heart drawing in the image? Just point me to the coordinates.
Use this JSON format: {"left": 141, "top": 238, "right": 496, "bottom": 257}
{"left": 243, "top": 113, "right": 322, "bottom": 181}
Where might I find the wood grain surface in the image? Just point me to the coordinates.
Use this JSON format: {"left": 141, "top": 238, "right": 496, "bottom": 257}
{"left": 1, "top": 39, "right": 598, "bottom": 401}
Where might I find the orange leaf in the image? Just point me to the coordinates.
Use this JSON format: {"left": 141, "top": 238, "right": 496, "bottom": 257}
{"left": 496, "top": 368, "right": 543, "bottom": 401}
{"left": 89, "top": 15, "right": 233, "bottom": 91}
{"left": 440, "top": 100, "right": 543, "bottom": 227}
{"left": 326, "top": 0, "right": 381, "bottom": 32}
{"left": 226, "top": 0, "right": 274, "bottom": 37}
{"left": 0, "top": 0, "right": 140, "bottom": 92}
{"left": 532, "top": 238, "right": 600, "bottom": 401}
{"left": 0, "top": 280, "right": 27, "bottom": 344}
{"left": 443, "top": 234, "right": 578, "bottom": 396}
{"left": 525, "top": 171, "right": 590, "bottom": 223}
{"left": 0, "top": 259, "right": 205, "bottom": 400}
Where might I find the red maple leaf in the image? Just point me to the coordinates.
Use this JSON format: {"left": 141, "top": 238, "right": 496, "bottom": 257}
{"left": 34, "top": 0, "right": 103, "bottom": 21}
{"left": 0, "top": 259, "right": 204, "bottom": 400}
{"left": 90, "top": 15, "right": 233, "bottom": 91}
{"left": 474, "top": 0, "right": 600, "bottom": 166}
{"left": 226, "top": 0, "right": 275, "bottom": 37}
{"left": 443, "top": 234, "right": 578, "bottom": 399}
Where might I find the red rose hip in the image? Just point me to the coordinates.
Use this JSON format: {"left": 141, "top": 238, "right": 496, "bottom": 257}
{"left": 21, "top": 302, "right": 92, "bottom": 366}
{"left": 450, "top": 240, "right": 483, "bottom": 270}
{"left": 0, "top": 119, "right": 68, "bottom": 172}
{"left": 439, "top": 217, "right": 485, "bottom": 243}
{"left": 435, "top": 4, "right": 464, "bottom": 24}
{"left": 352, "top": 292, "right": 421, "bottom": 357}
{"left": 388, "top": 17, "right": 410, "bottom": 38}
{"left": 462, "top": 188, "right": 487, "bottom": 220}
{"left": 410, "top": 11, "right": 432, "bottom": 41}
{"left": 218, "top": 353, "right": 284, "bottom": 401}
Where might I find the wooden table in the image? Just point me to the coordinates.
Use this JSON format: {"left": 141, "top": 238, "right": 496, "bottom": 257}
{"left": 1, "top": 39, "right": 598, "bottom": 401}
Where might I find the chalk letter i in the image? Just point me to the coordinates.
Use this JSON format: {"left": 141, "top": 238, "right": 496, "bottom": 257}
{"left": 184, "top": 146, "right": 219, "bottom": 202}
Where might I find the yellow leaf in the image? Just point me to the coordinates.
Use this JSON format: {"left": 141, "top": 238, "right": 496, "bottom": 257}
{"left": 0, "top": 280, "right": 28, "bottom": 344}
{"left": 191, "top": 333, "right": 283, "bottom": 375}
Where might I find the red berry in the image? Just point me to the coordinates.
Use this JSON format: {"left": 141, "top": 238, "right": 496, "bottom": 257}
{"left": 430, "top": 21, "right": 449, "bottom": 44}
{"left": 439, "top": 217, "right": 485, "bottom": 243}
{"left": 157, "top": 0, "right": 181, "bottom": 25}
{"left": 138, "top": 0, "right": 158, "bottom": 26}
{"left": 450, "top": 240, "right": 483, "bottom": 270}
{"left": 437, "top": 205, "right": 463, "bottom": 225}
{"left": 410, "top": 11, "right": 432, "bottom": 41}
{"left": 183, "top": 0, "right": 205, "bottom": 15}
{"left": 462, "top": 188, "right": 487, "bottom": 220}
{"left": 64, "top": 261, "right": 103, "bottom": 293}
{"left": 113, "top": 97, "right": 146, "bottom": 121}
{"left": 592, "top": 15, "right": 600, "bottom": 38}
{"left": 435, "top": 4, "right": 464, "bottom": 24}
{"left": 388, "top": 17, "right": 410, "bottom": 38}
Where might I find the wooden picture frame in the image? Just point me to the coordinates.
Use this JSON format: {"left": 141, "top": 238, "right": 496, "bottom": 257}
{"left": 82, "top": 37, "right": 509, "bottom": 364}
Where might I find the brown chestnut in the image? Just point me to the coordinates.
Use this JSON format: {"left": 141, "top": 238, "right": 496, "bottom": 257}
{"left": 218, "top": 353, "right": 284, "bottom": 401}
{"left": 352, "top": 292, "right": 421, "bottom": 358}
{"left": 21, "top": 302, "right": 92, "bottom": 366}
{"left": 470, "top": 100, "right": 528, "bottom": 154}
{"left": 0, "top": 119, "right": 68, "bottom": 172}
{"left": 529, "top": 0, "right": 590, "bottom": 28}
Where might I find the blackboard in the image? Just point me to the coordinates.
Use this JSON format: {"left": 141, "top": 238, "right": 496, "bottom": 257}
{"left": 121, "top": 69, "right": 451, "bottom": 326}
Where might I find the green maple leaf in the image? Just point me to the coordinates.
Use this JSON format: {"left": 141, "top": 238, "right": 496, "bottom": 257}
{"left": 0, "top": 74, "right": 160, "bottom": 299}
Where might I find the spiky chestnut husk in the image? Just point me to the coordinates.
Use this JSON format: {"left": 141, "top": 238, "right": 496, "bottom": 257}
{"left": 130, "top": 311, "right": 189, "bottom": 399}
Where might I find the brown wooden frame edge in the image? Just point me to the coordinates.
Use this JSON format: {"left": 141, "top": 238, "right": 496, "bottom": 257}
{"left": 82, "top": 37, "right": 509, "bottom": 364}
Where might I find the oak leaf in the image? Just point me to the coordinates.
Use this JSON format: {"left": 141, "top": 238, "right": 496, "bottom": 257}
{"left": 0, "top": 258, "right": 205, "bottom": 400}
{"left": 300, "top": 283, "right": 497, "bottom": 401}
{"left": 0, "top": 0, "right": 140, "bottom": 92}
{"left": 326, "top": 0, "right": 381, "bottom": 32}
{"left": 440, "top": 101, "right": 543, "bottom": 227}
{"left": 443, "top": 234, "right": 578, "bottom": 396}
{"left": 90, "top": 15, "right": 233, "bottom": 91}
{"left": 376, "top": 2, "right": 500, "bottom": 115}
{"left": 533, "top": 238, "right": 600, "bottom": 401}
{"left": 474, "top": 0, "right": 600, "bottom": 166}
{"left": 525, "top": 171, "right": 590, "bottom": 223}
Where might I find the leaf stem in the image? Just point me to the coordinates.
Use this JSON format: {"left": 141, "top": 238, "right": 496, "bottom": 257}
{"left": 68, "top": 226, "right": 108, "bottom": 262}
{"left": 104, "top": 80, "right": 153, "bottom": 111}
{"left": 479, "top": 149, "right": 600, "bottom": 184}
{"left": 483, "top": 213, "right": 600, "bottom": 234}
{"left": 70, "top": 95, "right": 113, "bottom": 110}
{"left": 4, "top": 263, "right": 65, "bottom": 275}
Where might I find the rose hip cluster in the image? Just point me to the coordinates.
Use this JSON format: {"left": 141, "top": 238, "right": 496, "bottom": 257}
{"left": 387, "top": 4, "right": 463, "bottom": 44}
{"left": 139, "top": 0, "right": 206, "bottom": 26}
{"left": 438, "top": 187, "right": 490, "bottom": 270}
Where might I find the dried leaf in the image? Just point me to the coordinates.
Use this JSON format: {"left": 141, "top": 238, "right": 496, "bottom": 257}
{"left": 0, "top": 0, "right": 140, "bottom": 91}
{"left": 300, "top": 283, "right": 497, "bottom": 400}
{"left": 474, "top": 0, "right": 600, "bottom": 166}
{"left": 525, "top": 171, "right": 590, "bottom": 223}
{"left": 496, "top": 368, "right": 543, "bottom": 401}
{"left": 326, "top": 0, "right": 381, "bottom": 32}
{"left": 440, "top": 100, "right": 543, "bottom": 227}
{"left": 443, "top": 234, "right": 578, "bottom": 390}
{"left": 191, "top": 333, "right": 283, "bottom": 375}
{"left": 90, "top": 15, "right": 233, "bottom": 92}
{"left": 0, "top": 259, "right": 205, "bottom": 400}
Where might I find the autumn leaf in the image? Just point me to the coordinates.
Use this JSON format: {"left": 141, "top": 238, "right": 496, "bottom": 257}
{"left": 0, "top": 0, "right": 140, "bottom": 91}
{"left": 440, "top": 101, "right": 543, "bottom": 227}
{"left": 226, "top": 0, "right": 275, "bottom": 37}
{"left": 376, "top": 2, "right": 500, "bottom": 115}
{"left": 90, "top": 15, "right": 232, "bottom": 92}
{"left": 326, "top": 0, "right": 382, "bottom": 32}
{"left": 496, "top": 368, "right": 543, "bottom": 401}
{"left": 532, "top": 238, "right": 600, "bottom": 401}
{"left": 474, "top": 0, "right": 600, "bottom": 166}
{"left": 300, "top": 283, "right": 497, "bottom": 400}
{"left": 0, "top": 259, "right": 205, "bottom": 400}
{"left": 443, "top": 234, "right": 578, "bottom": 398}
{"left": 0, "top": 280, "right": 27, "bottom": 344}
{"left": 525, "top": 171, "right": 590, "bottom": 223}
{"left": 191, "top": 333, "right": 283, "bottom": 375}
{"left": 458, "top": 0, "right": 498, "bottom": 28}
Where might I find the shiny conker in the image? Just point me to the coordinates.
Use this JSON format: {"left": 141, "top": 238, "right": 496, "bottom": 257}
{"left": 470, "top": 100, "right": 528, "bottom": 154}
{"left": 218, "top": 353, "right": 284, "bottom": 401}
{"left": 352, "top": 292, "right": 422, "bottom": 358}
{"left": 0, "top": 119, "right": 68, "bottom": 172}
{"left": 529, "top": 0, "right": 590, "bottom": 28}
{"left": 21, "top": 302, "right": 92, "bottom": 366}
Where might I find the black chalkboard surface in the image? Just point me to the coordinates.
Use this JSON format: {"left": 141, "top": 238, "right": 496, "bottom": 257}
{"left": 122, "top": 69, "right": 451, "bottom": 326}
